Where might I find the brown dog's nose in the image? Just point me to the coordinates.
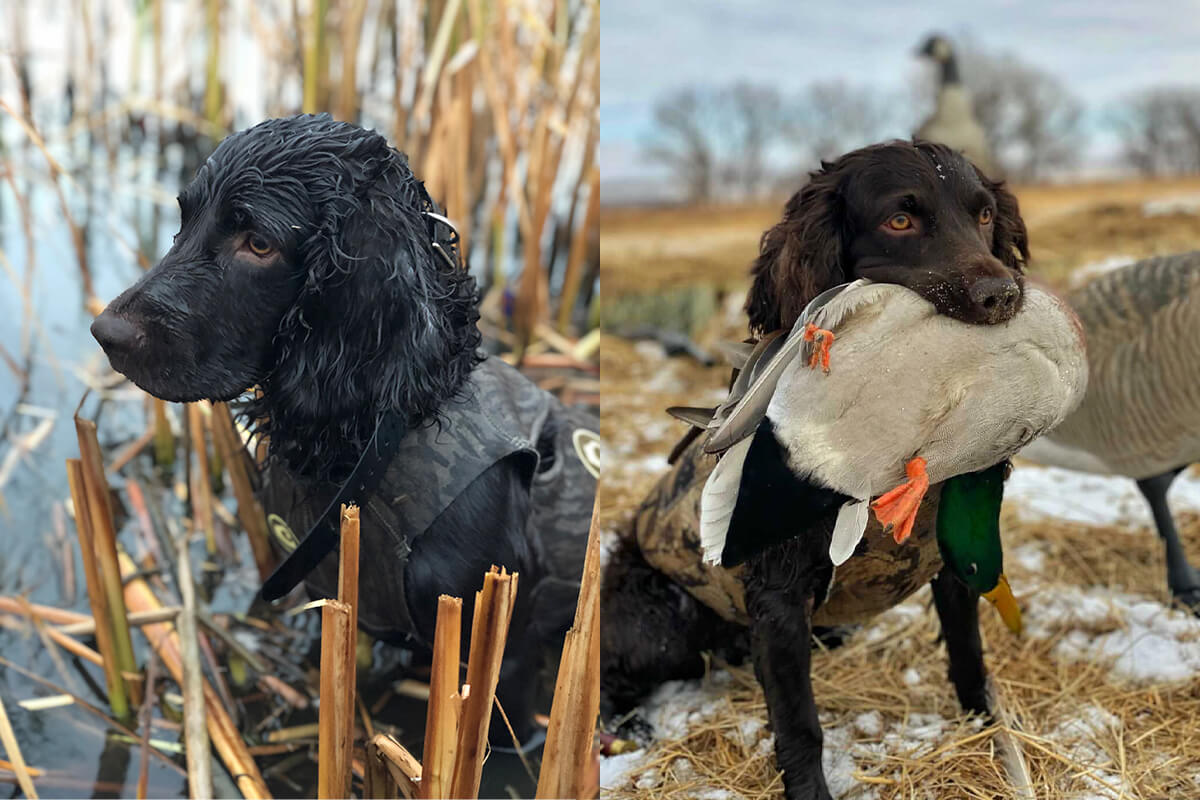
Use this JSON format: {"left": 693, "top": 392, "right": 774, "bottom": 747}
{"left": 91, "top": 311, "right": 139, "bottom": 354}
{"left": 968, "top": 276, "right": 1021, "bottom": 324}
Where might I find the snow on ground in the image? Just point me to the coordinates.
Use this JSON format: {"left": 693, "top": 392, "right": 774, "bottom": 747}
{"left": 1005, "top": 463, "right": 1200, "bottom": 528}
{"left": 1026, "top": 585, "right": 1200, "bottom": 683}
{"left": 1143, "top": 193, "right": 1200, "bottom": 217}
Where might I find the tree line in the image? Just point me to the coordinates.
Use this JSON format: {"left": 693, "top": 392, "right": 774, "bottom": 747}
{"left": 643, "top": 41, "right": 1200, "bottom": 203}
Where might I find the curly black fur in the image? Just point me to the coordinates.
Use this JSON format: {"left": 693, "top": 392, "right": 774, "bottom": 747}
{"left": 92, "top": 114, "right": 481, "bottom": 479}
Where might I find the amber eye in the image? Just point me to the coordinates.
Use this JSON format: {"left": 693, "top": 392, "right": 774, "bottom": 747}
{"left": 979, "top": 207, "right": 994, "bottom": 225}
{"left": 246, "top": 234, "right": 275, "bottom": 257}
{"left": 886, "top": 213, "right": 913, "bottom": 231}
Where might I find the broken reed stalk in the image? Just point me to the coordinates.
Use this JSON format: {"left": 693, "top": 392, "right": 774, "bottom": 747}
{"left": 73, "top": 416, "right": 140, "bottom": 707}
{"left": 176, "top": 527, "right": 212, "bottom": 799}
{"left": 536, "top": 504, "right": 602, "bottom": 799}
{"left": 0, "top": 691, "right": 38, "bottom": 799}
{"left": 448, "top": 566, "right": 519, "bottom": 799}
{"left": 318, "top": 505, "right": 360, "bottom": 799}
{"left": 419, "top": 595, "right": 463, "bottom": 799}
{"left": 371, "top": 734, "right": 423, "bottom": 799}
{"left": 187, "top": 404, "right": 216, "bottom": 555}
{"left": 118, "top": 552, "right": 271, "bottom": 799}
{"left": 363, "top": 736, "right": 398, "bottom": 800}
{"left": 317, "top": 600, "right": 354, "bottom": 800}
{"left": 210, "top": 402, "right": 274, "bottom": 580}
{"left": 65, "top": 458, "right": 129, "bottom": 720}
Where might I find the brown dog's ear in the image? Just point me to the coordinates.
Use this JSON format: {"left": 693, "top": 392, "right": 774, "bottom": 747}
{"left": 976, "top": 167, "right": 1030, "bottom": 273}
{"left": 745, "top": 169, "right": 845, "bottom": 334}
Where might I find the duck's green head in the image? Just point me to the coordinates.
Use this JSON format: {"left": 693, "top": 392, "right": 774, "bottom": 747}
{"left": 937, "top": 462, "right": 1021, "bottom": 634}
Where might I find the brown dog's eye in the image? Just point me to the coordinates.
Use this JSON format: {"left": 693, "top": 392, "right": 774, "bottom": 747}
{"left": 885, "top": 213, "right": 913, "bottom": 231}
{"left": 245, "top": 235, "right": 275, "bottom": 258}
{"left": 979, "top": 207, "right": 994, "bottom": 225}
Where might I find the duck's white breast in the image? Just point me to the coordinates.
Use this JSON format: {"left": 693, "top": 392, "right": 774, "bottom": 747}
{"left": 768, "top": 284, "right": 1088, "bottom": 498}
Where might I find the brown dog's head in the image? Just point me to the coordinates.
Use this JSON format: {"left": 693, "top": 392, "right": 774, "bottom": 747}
{"left": 746, "top": 140, "right": 1029, "bottom": 334}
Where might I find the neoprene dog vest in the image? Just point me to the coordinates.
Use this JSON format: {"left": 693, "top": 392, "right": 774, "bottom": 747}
{"left": 257, "top": 356, "right": 600, "bottom": 635}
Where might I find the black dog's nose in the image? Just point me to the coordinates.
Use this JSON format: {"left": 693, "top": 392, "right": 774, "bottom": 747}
{"left": 968, "top": 277, "right": 1021, "bottom": 324}
{"left": 91, "top": 311, "right": 139, "bottom": 354}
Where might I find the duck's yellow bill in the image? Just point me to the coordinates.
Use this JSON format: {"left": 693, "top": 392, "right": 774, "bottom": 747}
{"left": 982, "top": 573, "right": 1022, "bottom": 635}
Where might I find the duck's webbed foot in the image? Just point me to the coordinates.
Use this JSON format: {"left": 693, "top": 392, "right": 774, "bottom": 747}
{"left": 871, "top": 456, "right": 929, "bottom": 544}
{"left": 802, "top": 323, "right": 835, "bottom": 373}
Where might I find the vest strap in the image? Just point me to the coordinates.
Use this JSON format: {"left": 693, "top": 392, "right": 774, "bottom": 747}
{"left": 260, "top": 411, "right": 407, "bottom": 602}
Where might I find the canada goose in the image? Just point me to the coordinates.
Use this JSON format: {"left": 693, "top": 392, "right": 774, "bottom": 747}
{"left": 1021, "top": 251, "right": 1200, "bottom": 609}
{"left": 915, "top": 34, "right": 994, "bottom": 174}
{"left": 692, "top": 279, "right": 1087, "bottom": 573}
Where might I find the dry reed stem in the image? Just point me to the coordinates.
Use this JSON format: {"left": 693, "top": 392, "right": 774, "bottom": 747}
{"left": 371, "top": 734, "right": 423, "bottom": 799}
{"left": 176, "top": 524, "right": 212, "bottom": 799}
{"left": 210, "top": 402, "right": 274, "bottom": 580}
{"left": 449, "top": 566, "right": 519, "bottom": 799}
{"left": 187, "top": 404, "right": 216, "bottom": 554}
{"left": 364, "top": 736, "right": 399, "bottom": 799}
{"left": 119, "top": 551, "right": 272, "bottom": 799}
{"left": 56, "top": 607, "right": 181, "bottom": 637}
{"left": 0, "top": 597, "right": 90, "bottom": 626}
{"left": 0, "top": 692, "right": 37, "bottom": 799}
{"left": 152, "top": 399, "right": 173, "bottom": 467}
{"left": 537, "top": 503, "right": 601, "bottom": 799}
{"left": 557, "top": 163, "right": 599, "bottom": 332}
{"left": 65, "top": 458, "right": 129, "bottom": 719}
{"left": 420, "top": 594, "right": 463, "bottom": 799}
{"left": 74, "top": 415, "right": 140, "bottom": 704}
{"left": 317, "top": 599, "right": 355, "bottom": 800}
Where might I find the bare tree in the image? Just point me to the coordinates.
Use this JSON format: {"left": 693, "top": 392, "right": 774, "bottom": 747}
{"left": 720, "top": 82, "right": 785, "bottom": 200}
{"left": 788, "top": 80, "right": 893, "bottom": 166}
{"left": 642, "top": 83, "right": 788, "bottom": 203}
{"left": 1112, "top": 89, "right": 1200, "bottom": 176}
{"left": 641, "top": 88, "right": 721, "bottom": 203}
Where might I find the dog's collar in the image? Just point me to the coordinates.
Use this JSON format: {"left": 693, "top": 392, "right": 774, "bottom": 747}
{"left": 423, "top": 210, "right": 461, "bottom": 271}
{"left": 260, "top": 410, "right": 406, "bottom": 602}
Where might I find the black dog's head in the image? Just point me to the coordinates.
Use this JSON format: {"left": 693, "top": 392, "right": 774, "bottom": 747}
{"left": 92, "top": 114, "right": 480, "bottom": 475}
{"left": 746, "top": 140, "right": 1028, "bottom": 334}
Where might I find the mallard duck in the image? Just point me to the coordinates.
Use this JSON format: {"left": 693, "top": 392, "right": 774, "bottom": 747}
{"left": 688, "top": 279, "right": 1087, "bottom": 571}
{"left": 937, "top": 461, "right": 1021, "bottom": 633}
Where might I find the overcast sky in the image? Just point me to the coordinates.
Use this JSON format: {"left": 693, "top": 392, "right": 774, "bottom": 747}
{"left": 601, "top": 0, "right": 1200, "bottom": 194}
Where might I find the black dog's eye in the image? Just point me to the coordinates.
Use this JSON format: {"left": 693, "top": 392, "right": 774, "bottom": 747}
{"left": 245, "top": 234, "right": 275, "bottom": 258}
{"left": 885, "top": 212, "right": 914, "bottom": 231}
{"left": 978, "top": 207, "right": 994, "bottom": 225}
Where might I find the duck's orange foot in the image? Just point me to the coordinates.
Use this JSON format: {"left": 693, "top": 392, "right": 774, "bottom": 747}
{"left": 871, "top": 457, "right": 929, "bottom": 544}
{"left": 803, "top": 323, "right": 835, "bottom": 373}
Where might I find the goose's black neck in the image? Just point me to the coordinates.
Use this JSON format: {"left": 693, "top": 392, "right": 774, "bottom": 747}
{"left": 940, "top": 55, "right": 961, "bottom": 86}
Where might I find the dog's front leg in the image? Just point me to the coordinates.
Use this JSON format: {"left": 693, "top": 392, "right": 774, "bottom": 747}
{"left": 930, "top": 567, "right": 990, "bottom": 716}
{"left": 744, "top": 553, "right": 832, "bottom": 800}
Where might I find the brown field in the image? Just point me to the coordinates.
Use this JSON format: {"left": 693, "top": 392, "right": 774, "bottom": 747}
{"left": 599, "top": 177, "right": 1200, "bottom": 799}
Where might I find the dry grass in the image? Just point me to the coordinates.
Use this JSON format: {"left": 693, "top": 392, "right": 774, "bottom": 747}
{"left": 600, "top": 178, "right": 1200, "bottom": 799}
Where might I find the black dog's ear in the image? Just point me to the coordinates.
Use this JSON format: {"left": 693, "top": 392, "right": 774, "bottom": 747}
{"left": 976, "top": 166, "right": 1030, "bottom": 273}
{"left": 262, "top": 143, "right": 480, "bottom": 476}
{"left": 745, "top": 168, "right": 844, "bottom": 334}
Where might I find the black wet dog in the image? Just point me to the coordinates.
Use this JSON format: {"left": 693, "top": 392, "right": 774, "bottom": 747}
{"left": 93, "top": 114, "right": 599, "bottom": 742}
{"left": 602, "top": 141, "right": 1029, "bottom": 799}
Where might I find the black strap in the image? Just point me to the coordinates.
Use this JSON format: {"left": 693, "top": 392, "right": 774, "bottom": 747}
{"left": 260, "top": 412, "right": 407, "bottom": 602}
